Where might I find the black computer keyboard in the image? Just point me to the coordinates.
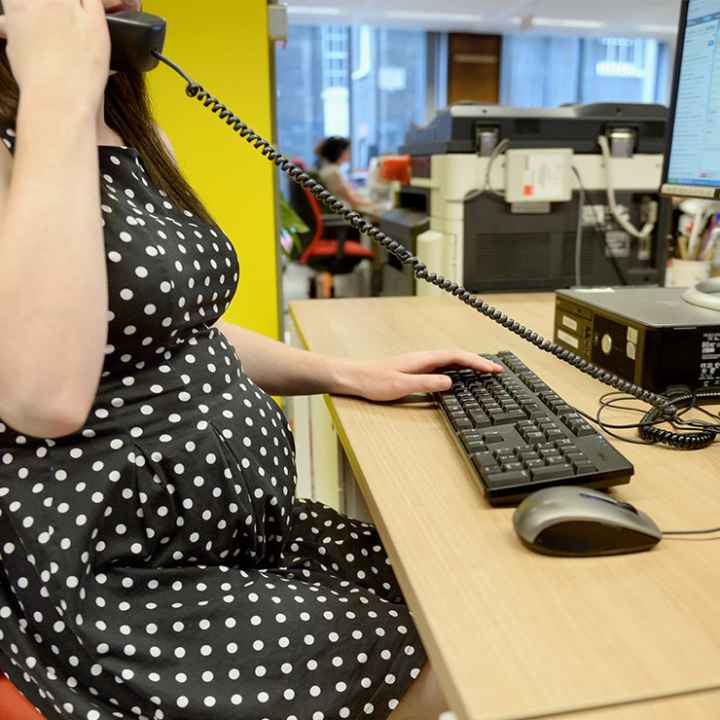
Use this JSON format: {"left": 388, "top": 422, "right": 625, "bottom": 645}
{"left": 435, "top": 351, "right": 634, "bottom": 505}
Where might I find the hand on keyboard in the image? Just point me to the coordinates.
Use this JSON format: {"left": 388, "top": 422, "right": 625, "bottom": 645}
{"left": 339, "top": 350, "right": 503, "bottom": 403}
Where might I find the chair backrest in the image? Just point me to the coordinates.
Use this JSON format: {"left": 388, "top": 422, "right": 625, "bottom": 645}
{"left": 0, "top": 677, "right": 44, "bottom": 719}
{"left": 286, "top": 159, "right": 323, "bottom": 260}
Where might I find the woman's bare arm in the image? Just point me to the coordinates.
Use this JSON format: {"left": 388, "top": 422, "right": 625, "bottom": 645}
{"left": 0, "top": 92, "right": 108, "bottom": 438}
{"left": 215, "top": 320, "right": 502, "bottom": 401}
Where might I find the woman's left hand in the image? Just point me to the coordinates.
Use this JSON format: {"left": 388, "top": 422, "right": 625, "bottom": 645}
{"left": 340, "top": 351, "right": 503, "bottom": 403}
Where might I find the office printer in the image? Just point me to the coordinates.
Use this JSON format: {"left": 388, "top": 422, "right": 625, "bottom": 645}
{"left": 382, "top": 103, "right": 670, "bottom": 295}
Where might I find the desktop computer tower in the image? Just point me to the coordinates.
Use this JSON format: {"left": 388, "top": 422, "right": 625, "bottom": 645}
{"left": 554, "top": 288, "right": 720, "bottom": 392}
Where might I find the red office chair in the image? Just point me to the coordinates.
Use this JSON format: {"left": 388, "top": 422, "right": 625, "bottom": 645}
{"left": 0, "top": 676, "right": 43, "bottom": 719}
{"left": 287, "top": 159, "right": 374, "bottom": 298}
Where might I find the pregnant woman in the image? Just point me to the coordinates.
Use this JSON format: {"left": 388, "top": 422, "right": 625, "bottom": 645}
{"left": 0, "top": 2, "right": 501, "bottom": 719}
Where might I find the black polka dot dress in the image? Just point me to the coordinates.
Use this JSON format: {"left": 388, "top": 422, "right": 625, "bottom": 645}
{"left": 0, "top": 125, "right": 427, "bottom": 720}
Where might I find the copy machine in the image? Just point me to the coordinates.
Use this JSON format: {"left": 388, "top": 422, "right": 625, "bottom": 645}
{"left": 381, "top": 103, "right": 671, "bottom": 295}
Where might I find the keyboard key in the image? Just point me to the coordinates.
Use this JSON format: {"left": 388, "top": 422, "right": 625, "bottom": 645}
{"left": 564, "top": 450, "right": 585, "bottom": 461}
{"left": 574, "top": 424, "right": 597, "bottom": 437}
{"left": 502, "top": 462, "right": 524, "bottom": 472}
{"left": 450, "top": 415, "right": 473, "bottom": 431}
{"left": 468, "top": 411, "right": 491, "bottom": 428}
{"left": 463, "top": 439, "right": 487, "bottom": 453}
{"left": 485, "top": 470, "right": 531, "bottom": 488}
{"left": 519, "top": 452, "right": 540, "bottom": 462}
{"left": 525, "top": 432, "right": 545, "bottom": 444}
{"left": 573, "top": 461, "right": 598, "bottom": 474}
{"left": 545, "top": 429, "right": 565, "bottom": 441}
{"left": 472, "top": 451, "right": 495, "bottom": 467}
{"left": 544, "top": 456, "right": 566, "bottom": 466}
{"left": 467, "top": 442, "right": 487, "bottom": 454}
{"left": 491, "top": 410, "right": 526, "bottom": 425}
{"left": 530, "top": 464, "right": 574, "bottom": 482}
{"left": 482, "top": 432, "right": 504, "bottom": 444}
{"left": 525, "top": 459, "right": 545, "bottom": 469}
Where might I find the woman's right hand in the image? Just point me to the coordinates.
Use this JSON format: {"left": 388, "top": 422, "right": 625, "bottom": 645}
{"left": 0, "top": 0, "right": 111, "bottom": 107}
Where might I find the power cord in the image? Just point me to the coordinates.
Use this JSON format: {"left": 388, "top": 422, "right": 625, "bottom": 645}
{"left": 598, "top": 135, "right": 657, "bottom": 240}
{"left": 572, "top": 164, "right": 629, "bottom": 287}
{"left": 571, "top": 166, "right": 585, "bottom": 288}
{"left": 639, "top": 387, "right": 720, "bottom": 449}
{"left": 153, "top": 51, "right": 675, "bottom": 418}
{"left": 572, "top": 390, "right": 720, "bottom": 450}
{"left": 481, "top": 139, "right": 510, "bottom": 197}
{"left": 663, "top": 527, "right": 720, "bottom": 536}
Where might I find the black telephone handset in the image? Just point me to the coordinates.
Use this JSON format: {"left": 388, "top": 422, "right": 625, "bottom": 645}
{"left": 0, "top": 4, "right": 165, "bottom": 74}
{"left": 0, "top": 4, "right": 680, "bottom": 425}
{"left": 107, "top": 11, "right": 166, "bottom": 74}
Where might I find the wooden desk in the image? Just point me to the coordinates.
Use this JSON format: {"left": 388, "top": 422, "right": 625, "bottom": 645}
{"left": 289, "top": 294, "right": 720, "bottom": 720}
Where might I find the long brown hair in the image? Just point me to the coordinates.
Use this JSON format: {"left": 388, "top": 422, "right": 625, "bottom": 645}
{"left": 0, "top": 42, "right": 216, "bottom": 226}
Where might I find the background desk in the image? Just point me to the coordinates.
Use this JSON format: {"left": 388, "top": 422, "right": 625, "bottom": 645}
{"left": 289, "top": 294, "right": 720, "bottom": 720}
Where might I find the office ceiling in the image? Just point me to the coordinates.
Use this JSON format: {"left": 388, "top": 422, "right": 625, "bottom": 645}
{"left": 284, "top": 0, "right": 682, "bottom": 38}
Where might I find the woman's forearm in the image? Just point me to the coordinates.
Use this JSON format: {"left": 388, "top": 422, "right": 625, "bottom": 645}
{"left": 216, "top": 320, "right": 359, "bottom": 396}
{"left": 215, "top": 320, "right": 504, "bottom": 403}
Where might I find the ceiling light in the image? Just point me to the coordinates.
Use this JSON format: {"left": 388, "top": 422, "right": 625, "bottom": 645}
{"left": 638, "top": 24, "right": 678, "bottom": 34}
{"left": 286, "top": 5, "right": 342, "bottom": 16}
{"left": 532, "top": 17, "right": 608, "bottom": 29}
{"left": 385, "top": 10, "right": 484, "bottom": 24}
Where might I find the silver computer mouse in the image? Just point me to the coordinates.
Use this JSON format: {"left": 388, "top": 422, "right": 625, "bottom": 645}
{"left": 513, "top": 486, "right": 662, "bottom": 557}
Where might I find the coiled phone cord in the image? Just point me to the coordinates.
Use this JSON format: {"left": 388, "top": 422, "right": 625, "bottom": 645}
{"left": 153, "top": 51, "right": 675, "bottom": 419}
{"left": 639, "top": 388, "right": 720, "bottom": 449}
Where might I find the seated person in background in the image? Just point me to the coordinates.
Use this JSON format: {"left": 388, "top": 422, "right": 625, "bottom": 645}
{"left": 315, "top": 135, "right": 377, "bottom": 213}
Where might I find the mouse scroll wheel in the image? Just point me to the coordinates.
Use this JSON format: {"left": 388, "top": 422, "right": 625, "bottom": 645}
{"left": 617, "top": 501, "right": 639, "bottom": 514}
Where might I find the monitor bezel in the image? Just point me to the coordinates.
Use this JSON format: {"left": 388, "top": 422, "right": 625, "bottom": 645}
{"left": 661, "top": 0, "right": 720, "bottom": 199}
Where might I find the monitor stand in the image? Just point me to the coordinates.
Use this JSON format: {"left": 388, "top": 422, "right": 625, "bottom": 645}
{"left": 683, "top": 278, "right": 720, "bottom": 311}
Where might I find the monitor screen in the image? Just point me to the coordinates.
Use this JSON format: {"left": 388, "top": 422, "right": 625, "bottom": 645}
{"left": 665, "top": 0, "right": 720, "bottom": 196}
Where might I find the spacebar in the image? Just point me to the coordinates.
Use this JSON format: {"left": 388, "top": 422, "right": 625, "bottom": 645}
{"left": 530, "top": 464, "right": 574, "bottom": 482}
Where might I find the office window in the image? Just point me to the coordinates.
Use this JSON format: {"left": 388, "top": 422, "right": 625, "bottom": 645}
{"left": 350, "top": 27, "right": 429, "bottom": 167}
{"left": 501, "top": 35, "right": 671, "bottom": 107}
{"left": 275, "top": 24, "right": 429, "bottom": 169}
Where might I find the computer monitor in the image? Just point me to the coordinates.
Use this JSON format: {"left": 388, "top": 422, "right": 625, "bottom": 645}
{"left": 662, "top": 0, "right": 720, "bottom": 199}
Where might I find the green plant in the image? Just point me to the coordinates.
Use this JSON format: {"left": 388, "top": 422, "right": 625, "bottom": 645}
{"left": 279, "top": 193, "right": 309, "bottom": 260}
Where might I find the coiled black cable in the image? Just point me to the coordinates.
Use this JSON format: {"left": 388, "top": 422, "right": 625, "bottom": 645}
{"left": 153, "top": 51, "right": 675, "bottom": 417}
{"left": 639, "top": 387, "right": 720, "bottom": 449}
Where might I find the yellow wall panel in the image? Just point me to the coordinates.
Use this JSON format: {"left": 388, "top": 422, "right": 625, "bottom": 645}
{"left": 145, "top": 0, "right": 280, "bottom": 339}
